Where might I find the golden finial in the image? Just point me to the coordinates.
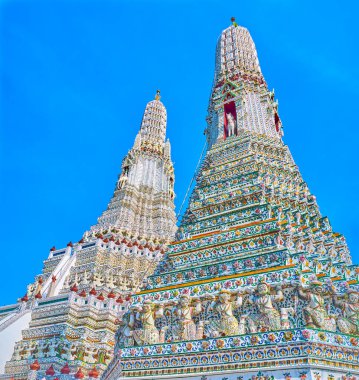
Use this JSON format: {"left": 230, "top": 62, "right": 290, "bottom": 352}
{"left": 155, "top": 90, "right": 161, "bottom": 101}
{"left": 231, "top": 17, "right": 238, "bottom": 27}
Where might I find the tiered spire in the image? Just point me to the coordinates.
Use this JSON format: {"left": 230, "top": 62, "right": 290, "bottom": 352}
{"left": 93, "top": 91, "right": 176, "bottom": 242}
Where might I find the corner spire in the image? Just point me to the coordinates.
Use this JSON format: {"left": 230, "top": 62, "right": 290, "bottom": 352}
{"left": 92, "top": 93, "right": 176, "bottom": 241}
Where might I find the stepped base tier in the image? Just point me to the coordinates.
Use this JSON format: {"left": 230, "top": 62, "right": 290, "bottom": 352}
{"left": 103, "top": 129, "right": 359, "bottom": 380}
{"left": 1, "top": 19, "right": 358, "bottom": 380}
{"left": 104, "top": 329, "right": 359, "bottom": 379}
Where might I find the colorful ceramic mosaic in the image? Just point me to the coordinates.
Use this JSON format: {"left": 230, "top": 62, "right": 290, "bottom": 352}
{"left": 103, "top": 19, "right": 359, "bottom": 380}
{"left": 1, "top": 18, "right": 358, "bottom": 380}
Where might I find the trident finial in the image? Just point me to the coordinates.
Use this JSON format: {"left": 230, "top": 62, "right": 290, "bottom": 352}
{"left": 231, "top": 17, "right": 238, "bottom": 27}
{"left": 155, "top": 90, "right": 161, "bottom": 101}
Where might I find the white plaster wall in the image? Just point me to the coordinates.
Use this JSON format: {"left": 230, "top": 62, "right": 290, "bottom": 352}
{"left": 0, "top": 311, "right": 31, "bottom": 374}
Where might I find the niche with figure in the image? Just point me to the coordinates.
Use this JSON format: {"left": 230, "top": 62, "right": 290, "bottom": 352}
{"left": 169, "top": 176, "right": 174, "bottom": 199}
{"left": 117, "top": 165, "right": 129, "bottom": 189}
{"left": 223, "top": 101, "right": 237, "bottom": 139}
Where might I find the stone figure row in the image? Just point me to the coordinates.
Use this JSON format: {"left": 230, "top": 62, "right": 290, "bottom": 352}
{"left": 116, "top": 281, "right": 359, "bottom": 346}
{"left": 12, "top": 338, "right": 111, "bottom": 364}
{"left": 298, "top": 280, "right": 359, "bottom": 335}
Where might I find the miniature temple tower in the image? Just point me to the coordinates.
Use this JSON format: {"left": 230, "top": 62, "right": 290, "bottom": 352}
{"left": 0, "top": 93, "right": 176, "bottom": 379}
{"left": 105, "top": 19, "right": 358, "bottom": 380}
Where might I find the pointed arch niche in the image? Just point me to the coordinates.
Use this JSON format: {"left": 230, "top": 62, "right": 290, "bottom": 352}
{"left": 223, "top": 101, "right": 237, "bottom": 140}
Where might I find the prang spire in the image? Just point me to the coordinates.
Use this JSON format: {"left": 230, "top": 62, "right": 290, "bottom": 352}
{"left": 93, "top": 92, "right": 176, "bottom": 242}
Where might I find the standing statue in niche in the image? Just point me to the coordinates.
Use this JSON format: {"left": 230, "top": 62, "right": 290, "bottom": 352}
{"left": 248, "top": 281, "right": 284, "bottom": 331}
{"left": 334, "top": 289, "right": 359, "bottom": 335}
{"left": 26, "top": 277, "right": 43, "bottom": 299}
{"left": 226, "top": 112, "right": 236, "bottom": 137}
{"left": 117, "top": 166, "right": 129, "bottom": 190}
{"left": 26, "top": 283, "right": 36, "bottom": 298}
{"left": 209, "top": 289, "right": 243, "bottom": 336}
{"left": 173, "top": 294, "right": 203, "bottom": 341}
{"left": 130, "top": 300, "right": 166, "bottom": 345}
{"left": 297, "top": 280, "right": 336, "bottom": 331}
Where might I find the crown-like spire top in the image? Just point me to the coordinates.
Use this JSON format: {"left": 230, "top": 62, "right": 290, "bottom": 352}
{"left": 215, "top": 22, "right": 262, "bottom": 79}
{"left": 140, "top": 94, "right": 167, "bottom": 142}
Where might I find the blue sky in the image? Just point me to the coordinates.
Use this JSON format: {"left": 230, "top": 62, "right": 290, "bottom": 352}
{"left": 0, "top": 0, "right": 358, "bottom": 306}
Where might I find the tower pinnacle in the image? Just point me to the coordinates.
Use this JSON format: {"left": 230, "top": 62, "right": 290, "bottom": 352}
{"left": 155, "top": 89, "right": 161, "bottom": 101}
{"left": 206, "top": 21, "right": 282, "bottom": 147}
